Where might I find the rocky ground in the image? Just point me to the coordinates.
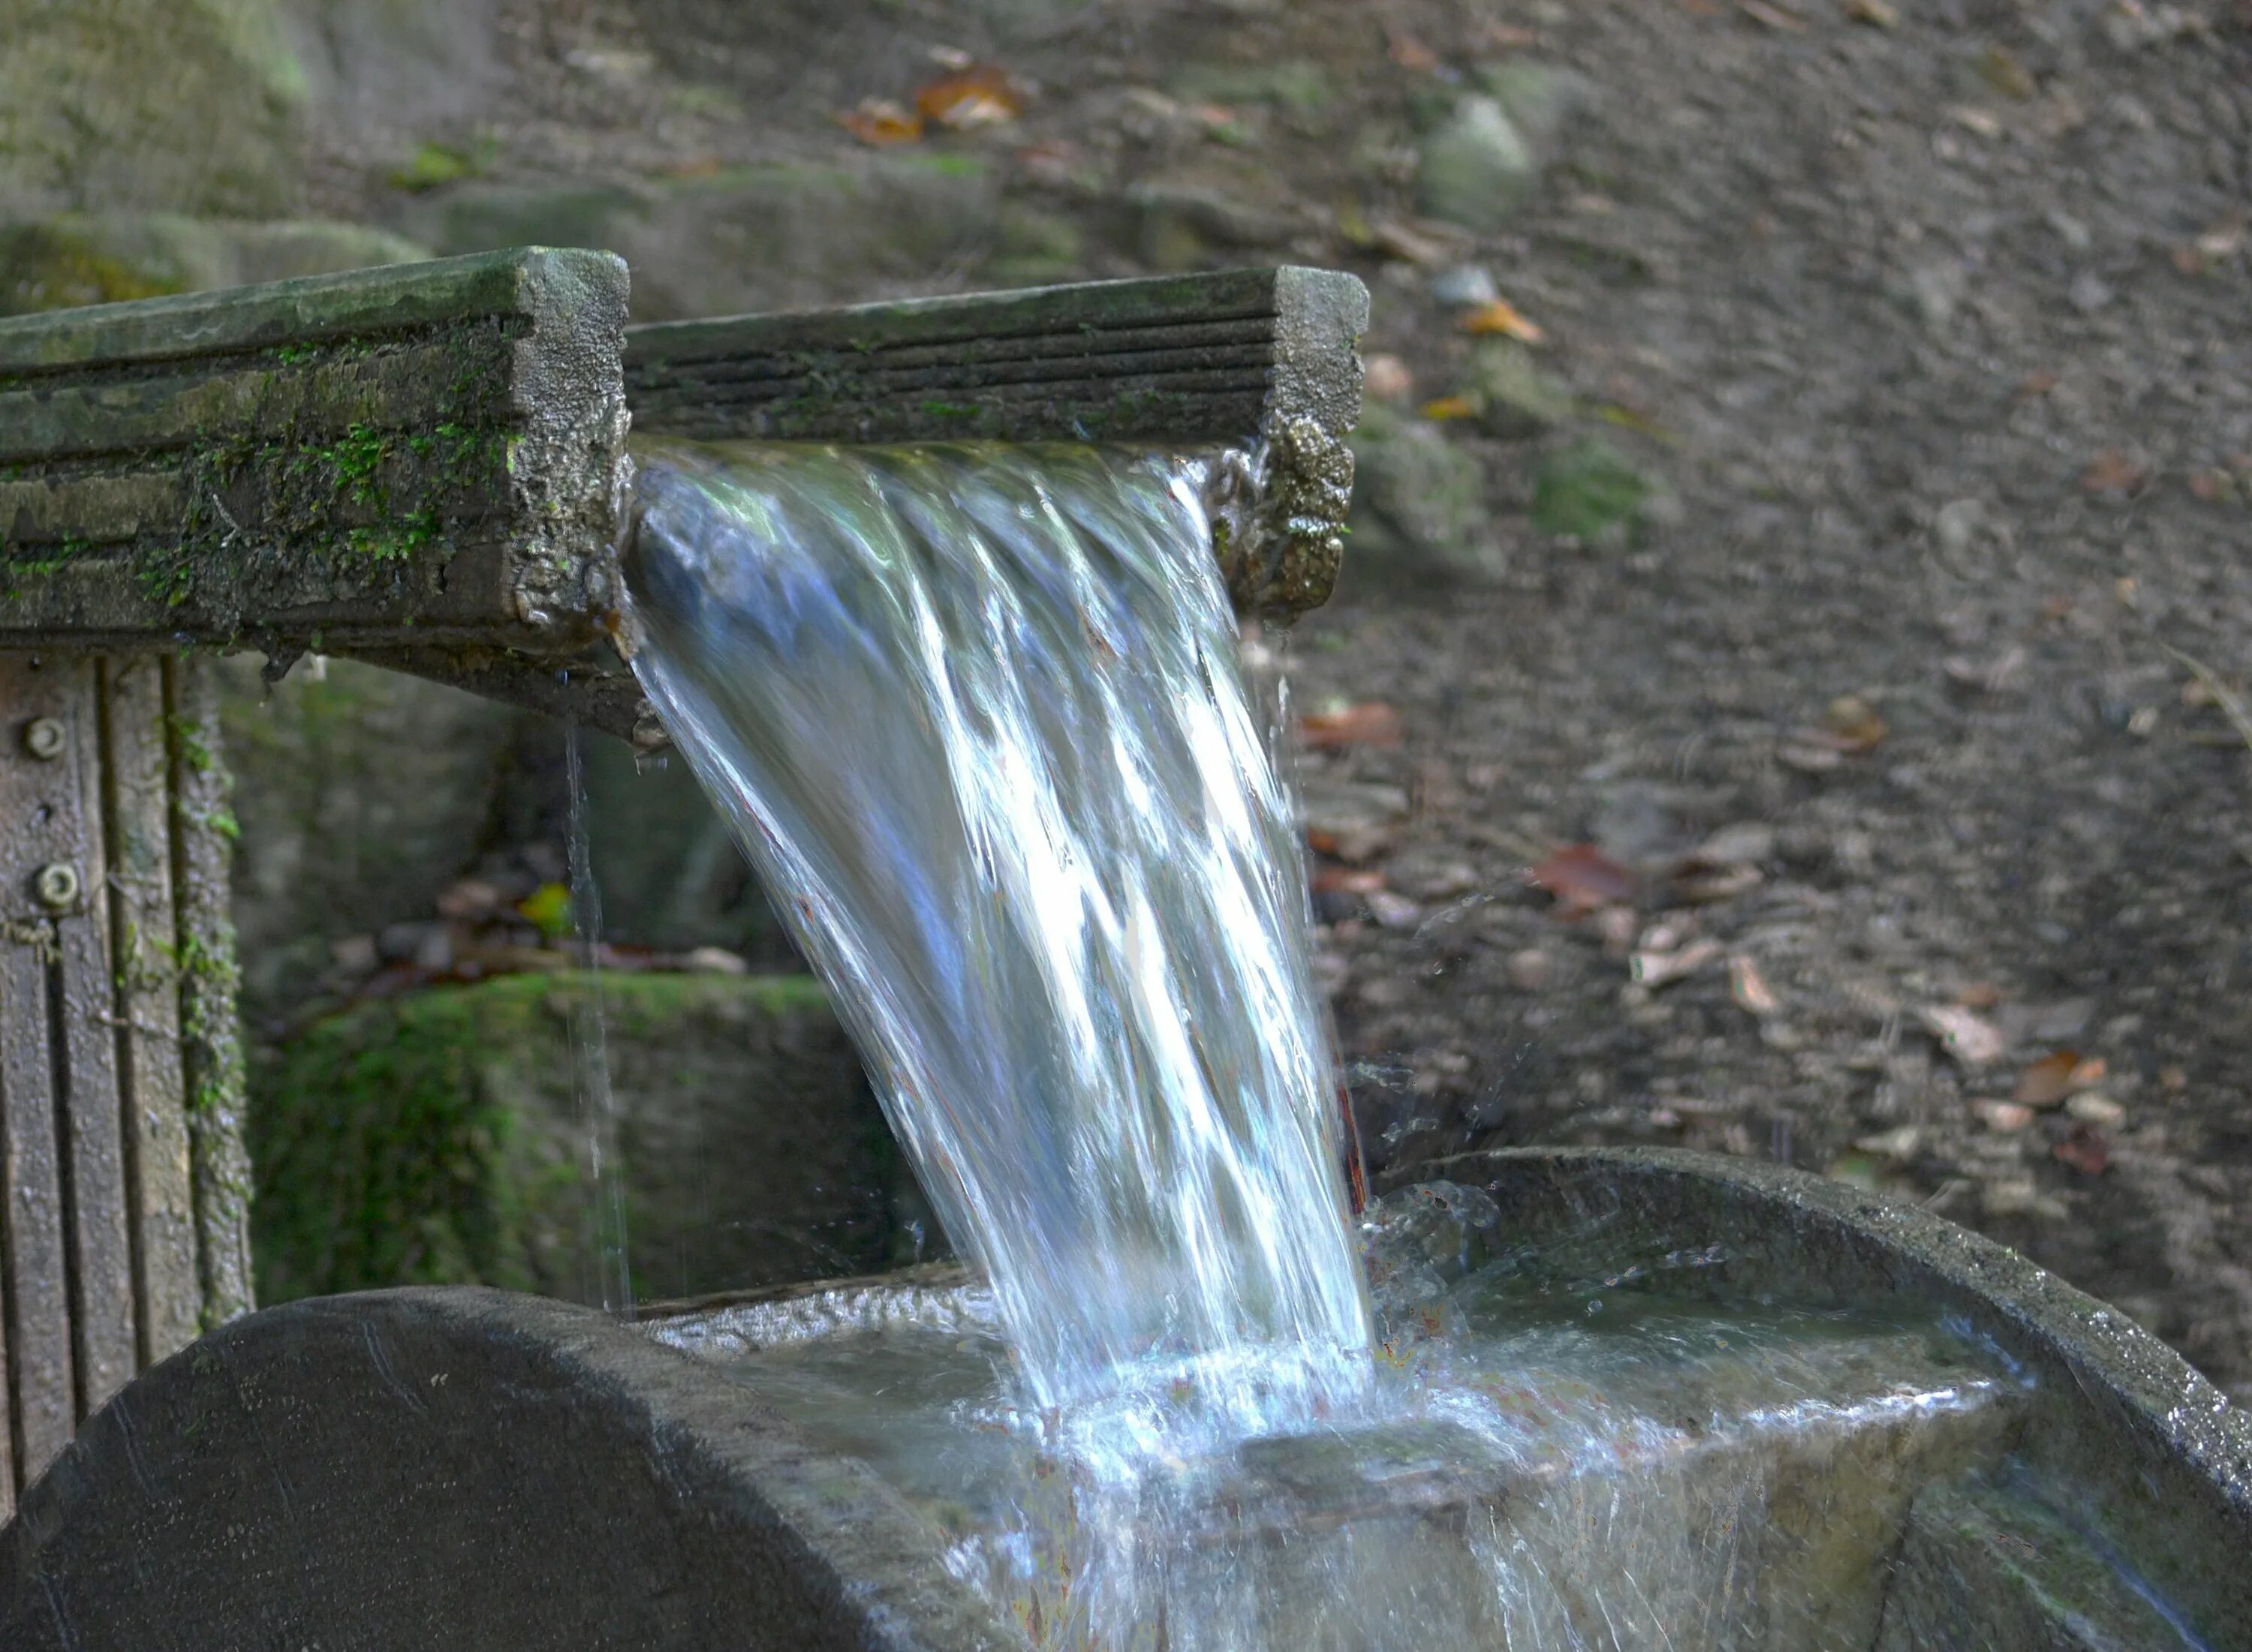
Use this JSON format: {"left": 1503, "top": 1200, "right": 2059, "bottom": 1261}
{"left": 10, "top": 0, "right": 2247, "bottom": 1396}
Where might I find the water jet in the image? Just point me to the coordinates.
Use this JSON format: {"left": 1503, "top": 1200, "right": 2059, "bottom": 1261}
{"left": 0, "top": 254, "right": 2244, "bottom": 1650}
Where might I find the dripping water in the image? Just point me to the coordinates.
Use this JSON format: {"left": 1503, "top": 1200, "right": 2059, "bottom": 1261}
{"left": 565, "top": 715, "right": 633, "bottom": 1317}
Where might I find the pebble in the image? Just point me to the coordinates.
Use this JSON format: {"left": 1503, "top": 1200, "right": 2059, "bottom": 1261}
{"left": 1973, "top": 1099, "right": 2034, "bottom": 1133}
{"left": 1430, "top": 263, "right": 1500, "bottom": 308}
{"left": 1506, "top": 947, "right": 1554, "bottom": 991}
{"left": 2065, "top": 1091, "right": 2126, "bottom": 1127}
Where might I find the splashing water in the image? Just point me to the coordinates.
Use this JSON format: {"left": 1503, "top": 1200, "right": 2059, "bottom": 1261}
{"left": 624, "top": 440, "right": 1371, "bottom": 1437}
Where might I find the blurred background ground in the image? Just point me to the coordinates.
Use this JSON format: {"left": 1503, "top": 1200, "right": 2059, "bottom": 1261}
{"left": 7, "top": 0, "right": 2249, "bottom": 1398}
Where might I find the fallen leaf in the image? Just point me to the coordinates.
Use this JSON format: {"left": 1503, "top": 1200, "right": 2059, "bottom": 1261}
{"left": 1843, "top": 0, "right": 1900, "bottom": 25}
{"left": 2082, "top": 449, "right": 2148, "bottom": 494}
{"left": 1422, "top": 394, "right": 1480, "bottom": 420}
{"left": 839, "top": 98, "right": 923, "bottom": 145}
{"left": 1777, "top": 740, "right": 1844, "bottom": 774}
{"left": 2013, "top": 1049, "right": 2105, "bottom": 1107}
{"left": 1299, "top": 701, "right": 1406, "bottom": 749}
{"left": 1371, "top": 218, "right": 1454, "bottom": 266}
{"left": 1471, "top": 22, "right": 1540, "bottom": 50}
{"left": 1459, "top": 298, "right": 1545, "bottom": 343}
{"left": 914, "top": 64, "right": 1027, "bottom": 128}
{"left": 1920, "top": 1004, "right": 2010, "bottom": 1067}
{"left": 1729, "top": 953, "right": 1780, "bottom": 1015}
{"left": 1529, "top": 844, "right": 1638, "bottom": 915}
{"left": 1312, "top": 865, "right": 1388, "bottom": 895}
{"left": 1386, "top": 27, "right": 1441, "bottom": 71}
{"left": 2052, "top": 1124, "right": 2110, "bottom": 1175}
{"left": 1977, "top": 44, "right": 2037, "bottom": 101}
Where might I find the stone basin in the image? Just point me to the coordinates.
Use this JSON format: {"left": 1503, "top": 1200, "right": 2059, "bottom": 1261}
{"left": 2, "top": 1147, "right": 2245, "bottom": 1650}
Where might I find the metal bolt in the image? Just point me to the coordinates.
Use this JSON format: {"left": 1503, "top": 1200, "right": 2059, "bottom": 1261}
{"left": 23, "top": 718, "right": 64, "bottom": 761}
{"left": 34, "top": 862, "right": 80, "bottom": 911}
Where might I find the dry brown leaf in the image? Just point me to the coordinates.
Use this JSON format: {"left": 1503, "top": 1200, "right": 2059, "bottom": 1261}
{"left": 2082, "top": 449, "right": 2148, "bottom": 494}
{"left": 1530, "top": 844, "right": 1638, "bottom": 915}
{"left": 2013, "top": 1049, "right": 2100, "bottom": 1107}
{"left": 1299, "top": 702, "right": 1406, "bottom": 750}
{"left": 1459, "top": 298, "right": 1545, "bottom": 343}
{"left": 2053, "top": 1124, "right": 2110, "bottom": 1176}
{"left": 1386, "top": 27, "right": 1441, "bottom": 71}
{"left": 838, "top": 98, "right": 923, "bottom": 145}
{"left": 914, "top": 65, "right": 1027, "bottom": 128}
{"left": 1312, "top": 865, "right": 1387, "bottom": 896}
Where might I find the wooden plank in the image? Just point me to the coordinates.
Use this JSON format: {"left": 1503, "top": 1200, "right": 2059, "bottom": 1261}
{"left": 0, "top": 248, "right": 631, "bottom": 657}
{"left": 99, "top": 655, "right": 200, "bottom": 1368}
{"left": 0, "top": 655, "right": 83, "bottom": 1491}
{"left": 167, "top": 658, "right": 253, "bottom": 1326}
{"left": 44, "top": 663, "right": 138, "bottom": 1417}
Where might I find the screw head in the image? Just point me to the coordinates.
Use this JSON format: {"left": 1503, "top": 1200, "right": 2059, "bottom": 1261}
{"left": 23, "top": 718, "right": 64, "bottom": 761}
{"left": 34, "top": 862, "right": 80, "bottom": 911}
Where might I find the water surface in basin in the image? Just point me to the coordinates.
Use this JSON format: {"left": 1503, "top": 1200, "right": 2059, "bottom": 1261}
{"left": 655, "top": 1183, "right": 2024, "bottom": 1652}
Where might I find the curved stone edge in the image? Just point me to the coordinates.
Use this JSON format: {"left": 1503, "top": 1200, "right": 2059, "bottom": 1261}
{"left": 0, "top": 1286, "right": 1022, "bottom": 1652}
{"left": 1402, "top": 1145, "right": 2252, "bottom": 1644}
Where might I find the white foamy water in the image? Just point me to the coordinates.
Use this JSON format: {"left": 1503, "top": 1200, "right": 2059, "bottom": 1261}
{"left": 624, "top": 440, "right": 1371, "bottom": 1432}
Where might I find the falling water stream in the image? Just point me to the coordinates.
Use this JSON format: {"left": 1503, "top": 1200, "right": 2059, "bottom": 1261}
{"left": 618, "top": 441, "right": 2061, "bottom": 1650}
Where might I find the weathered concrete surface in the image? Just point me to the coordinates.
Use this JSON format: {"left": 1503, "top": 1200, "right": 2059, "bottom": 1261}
{"left": 0, "top": 246, "right": 631, "bottom": 660}
{"left": 625, "top": 266, "right": 1368, "bottom": 619}
{"left": 251, "top": 973, "right": 904, "bottom": 1308}
{"left": 0, "top": 1287, "right": 1016, "bottom": 1650}
{"left": 1397, "top": 1146, "right": 2252, "bottom": 1650}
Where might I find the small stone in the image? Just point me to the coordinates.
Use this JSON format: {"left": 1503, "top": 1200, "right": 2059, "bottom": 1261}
{"left": 1695, "top": 823, "right": 1775, "bottom": 867}
{"left": 1429, "top": 263, "right": 1500, "bottom": 307}
{"left": 1973, "top": 1099, "right": 2034, "bottom": 1133}
{"left": 1856, "top": 1124, "right": 1923, "bottom": 1163}
{"left": 2069, "top": 272, "right": 2115, "bottom": 314}
{"left": 2065, "top": 1092, "right": 2126, "bottom": 1127}
{"left": 1417, "top": 96, "right": 1537, "bottom": 233}
{"left": 1506, "top": 947, "right": 1554, "bottom": 991}
{"left": 1363, "top": 352, "right": 1415, "bottom": 402}
{"left": 1367, "top": 889, "right": 1423, "bottom": 930}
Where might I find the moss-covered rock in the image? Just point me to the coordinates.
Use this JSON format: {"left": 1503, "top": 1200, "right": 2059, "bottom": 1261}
{"left": 1532, "top": 438, "right": 1650, "bottom": 545}
{"left": 251, "top": 971, "right": 910, "bottom": 1307}
{"left": 0, "top": 0, "right": 306, "bottom": 218}
{"left": 0, "top": 214, "right": 426, "bottom": 316}
{"left": 1347, "top": 402, "right": 1497, "bottom": 576}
